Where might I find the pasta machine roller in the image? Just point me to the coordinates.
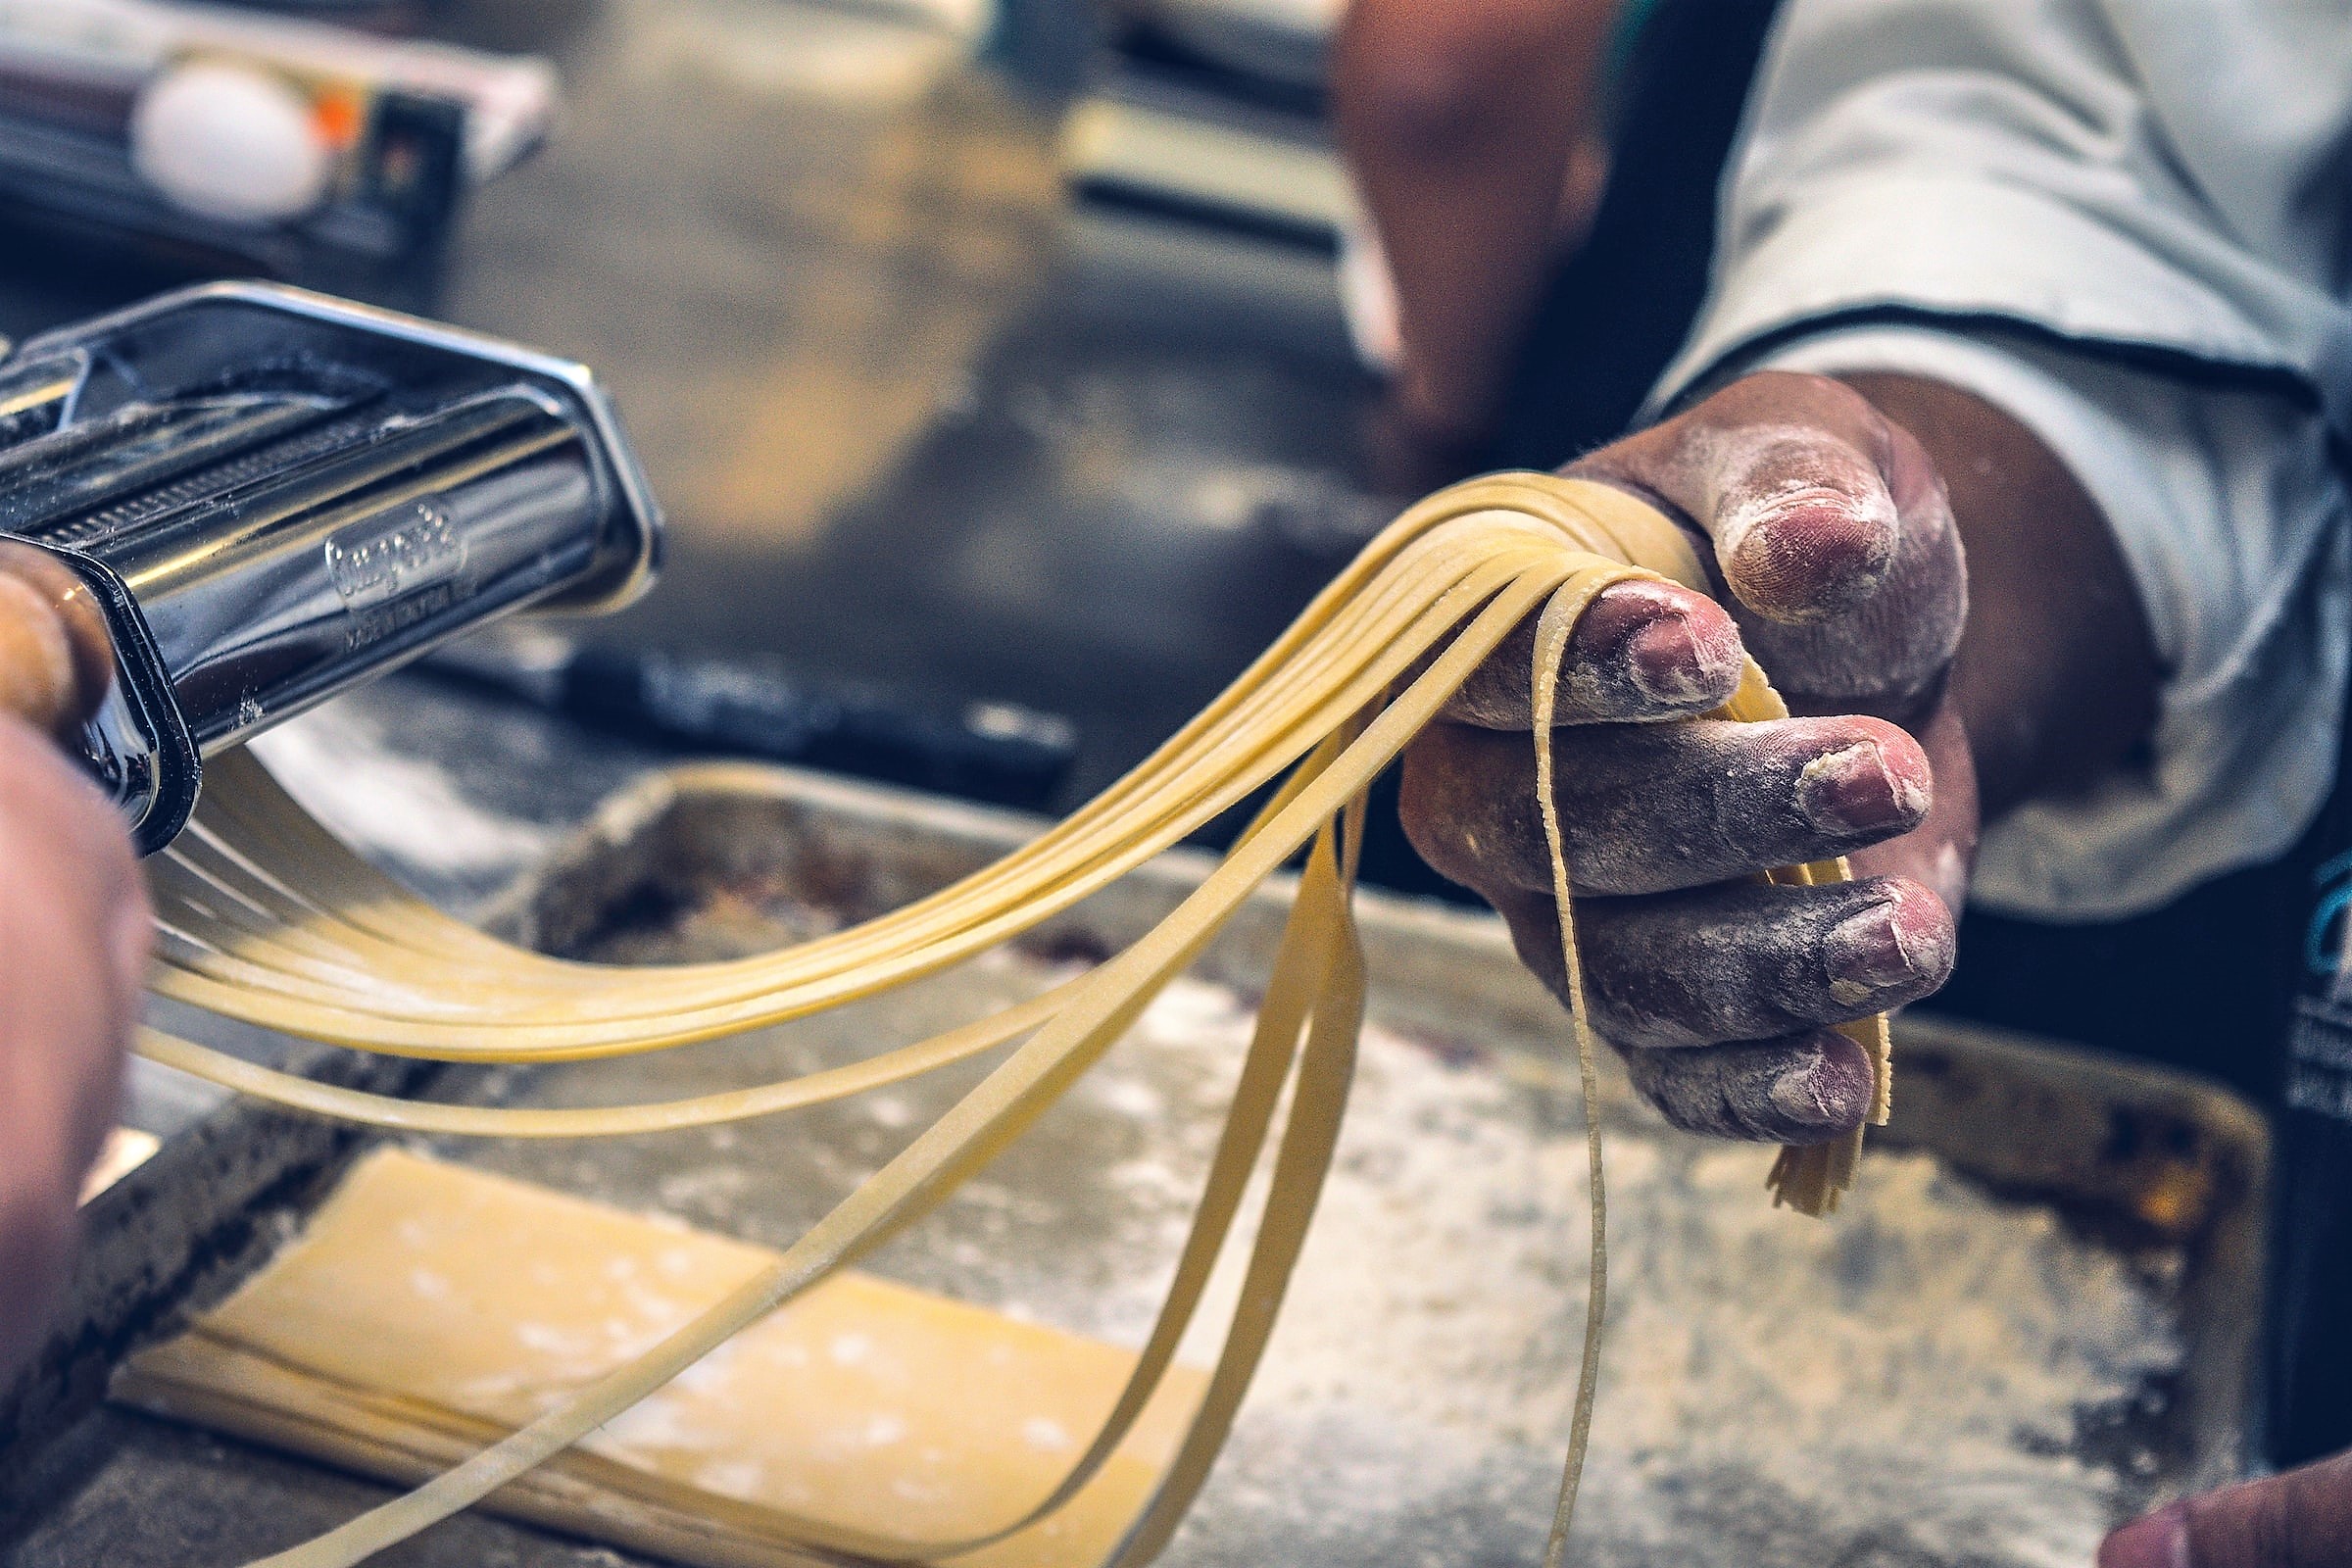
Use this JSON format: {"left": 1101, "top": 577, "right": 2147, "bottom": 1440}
{"left": 0, "top": 280, "right": 662, "bottom": 852}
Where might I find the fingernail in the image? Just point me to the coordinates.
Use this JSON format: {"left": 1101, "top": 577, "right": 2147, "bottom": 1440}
{"left": 1624, "top": 609, "right": 1740, "bottom": 708}
{"left": 1824, "top": 902, "right": 1920, "bottom": 1003}
{"left": 2098, "top": 1505, "right": 2189, "bottom": 1568}
{"left": 1768, "top": 1050, "right": 1870, "bottom": 1134}
{"left": 1722, "top": 484, "right": 1897, "bottom": 619}
{"left": 1795, "top": 741, "right": 1923, "bottom": 834}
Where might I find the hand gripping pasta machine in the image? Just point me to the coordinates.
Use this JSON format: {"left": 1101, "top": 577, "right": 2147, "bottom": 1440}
{"left": 0, "top": 280, "right": 662, "bottom": 851}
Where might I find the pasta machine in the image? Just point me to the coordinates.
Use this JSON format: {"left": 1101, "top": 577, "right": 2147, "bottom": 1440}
{"left": 0, "top": 280, "right": 662, "bottom": 851}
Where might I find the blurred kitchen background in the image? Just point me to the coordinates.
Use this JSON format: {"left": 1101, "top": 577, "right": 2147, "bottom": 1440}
{"left": 0, "top": 0, "right": 1428, "bottom": 868}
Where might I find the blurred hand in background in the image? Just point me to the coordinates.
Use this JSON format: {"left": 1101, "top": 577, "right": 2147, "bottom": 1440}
{"left": 1334, "top": 0, "right": 1623, "bottom": 490}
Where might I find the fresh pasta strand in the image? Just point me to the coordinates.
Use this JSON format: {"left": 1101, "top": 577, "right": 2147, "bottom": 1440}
{"left": 134, "top": 472, "right": 1891, "bottom": 1568}
{"left": 1532, "top": 574, "right": 1615, "bottom": 1567}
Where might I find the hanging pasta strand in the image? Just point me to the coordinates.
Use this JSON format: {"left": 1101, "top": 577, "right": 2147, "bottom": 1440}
{"left": 132, "top": 472, "right": 1891, "bottom": 1568}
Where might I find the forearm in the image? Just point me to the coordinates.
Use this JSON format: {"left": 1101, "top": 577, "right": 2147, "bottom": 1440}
{"left": 1332, "top": 0, "right": 1612, "bottom": 438}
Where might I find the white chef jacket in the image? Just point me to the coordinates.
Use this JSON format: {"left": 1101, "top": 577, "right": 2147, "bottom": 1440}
{"left": 1644, "top": 0, "right": 2352, "bottom": 921}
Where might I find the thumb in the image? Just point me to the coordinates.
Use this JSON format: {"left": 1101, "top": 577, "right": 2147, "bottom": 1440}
{"left": 1579, "top": 371, "right": 1906, "bottom": 623}
{"left": 1572, "top": 370, "right": 1966, "bottom": 716}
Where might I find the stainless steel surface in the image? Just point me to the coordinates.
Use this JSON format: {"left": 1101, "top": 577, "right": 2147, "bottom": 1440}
{"left": 0, "top": 282, "right": 663, "bottom": 849}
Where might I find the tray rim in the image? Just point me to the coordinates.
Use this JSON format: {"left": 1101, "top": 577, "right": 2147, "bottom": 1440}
{"left": 491, "top": 759, "right": 2274, "bottom": 1489}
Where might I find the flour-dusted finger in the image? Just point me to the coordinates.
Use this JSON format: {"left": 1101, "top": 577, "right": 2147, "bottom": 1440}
{"left": 1580, "top": 374, "right": 1906, "bottom": 619}
{"left": 1492, "top": 878, "right": 1952, "bottom": 1049}
{"left": 1399, "top": 713, "right": 1932, "bottom": 898}
{"left": 1442, "top": 577, "right": 1744, "bottom": 729}
{"left": 1619, "top": 1031, "right": 1878, "bottom": 1145}
{"left": 1573, "top": 373, "right": 1966, "bottom": 716}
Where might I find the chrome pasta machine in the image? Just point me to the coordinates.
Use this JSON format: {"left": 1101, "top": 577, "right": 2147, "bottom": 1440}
{"left": 0, "top": 281, "right": 662, "bottom": 851}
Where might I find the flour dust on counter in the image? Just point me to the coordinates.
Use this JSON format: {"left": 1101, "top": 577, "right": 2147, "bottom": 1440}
{"left": 444, "top": 949, "right": 2183, "bottom": 1568}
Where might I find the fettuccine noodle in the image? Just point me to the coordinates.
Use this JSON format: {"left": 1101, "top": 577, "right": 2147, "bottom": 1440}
{"left": 133, "top": 472, "right": 1890, "bottom": 1567}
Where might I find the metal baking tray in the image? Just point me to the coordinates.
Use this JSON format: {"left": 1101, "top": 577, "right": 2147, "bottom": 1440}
{"left": 1, "top": 760, "right": 2269, "bottom": 1568}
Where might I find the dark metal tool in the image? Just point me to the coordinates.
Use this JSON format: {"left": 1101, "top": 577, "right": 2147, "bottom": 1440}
{"left": 422, "top": 627, "right": 1079, "bottom": 813}
{"left": 0, "top": 280, "right": 662, "bottom": 851}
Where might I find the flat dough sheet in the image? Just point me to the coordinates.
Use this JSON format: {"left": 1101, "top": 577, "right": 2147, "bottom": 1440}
{"left": 113, "top": 1148, "right": 1208, "bottom": 1567}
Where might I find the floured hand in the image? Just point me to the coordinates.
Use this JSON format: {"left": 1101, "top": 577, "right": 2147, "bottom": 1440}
{"left": 1399, "top": 371, "right": 1975, "bottom": 1144}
